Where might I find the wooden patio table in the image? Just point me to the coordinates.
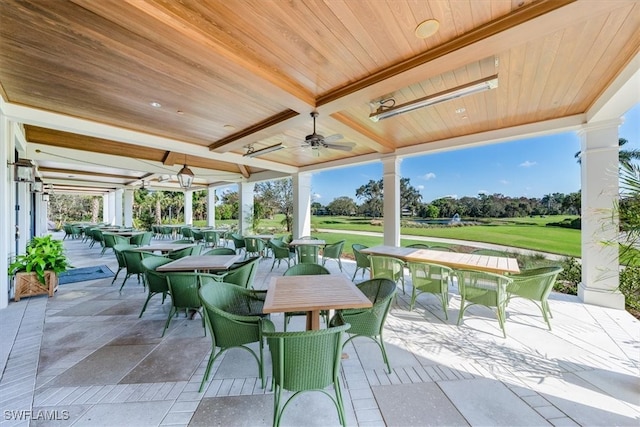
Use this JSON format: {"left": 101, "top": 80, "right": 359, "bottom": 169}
{"left": 289, "top": 239, "right": 325, "bottom": 246}
{"left": 111, "top": 231, "right": 145, "bottom": 237}
{"left": 263, "top": 275, "right": 371, "bottom": 330}
{"left": 156, "top": 254, "right": 242, "bottom": 272}
{"left": 360, "top": 245, "right": 520, "bottom": 274}
{"left": 130, "top": 243, "right": 195, "bottom": 254}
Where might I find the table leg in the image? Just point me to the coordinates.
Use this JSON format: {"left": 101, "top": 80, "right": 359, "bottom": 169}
{"left": 306, "top": 310, "right": 321, "bottom": 330}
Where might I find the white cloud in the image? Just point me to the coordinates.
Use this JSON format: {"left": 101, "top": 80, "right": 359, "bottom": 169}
{"left": 421, "top": 172, "right": 436, "bottom": 180}
{"left": 519, "top": 160, "right": 537, "bottom": 167}
{"left": 417, "top": 185, "right": 425, "bottom": 190}
{"left": 500, "top": 179, "right": 509, "bottom": 185}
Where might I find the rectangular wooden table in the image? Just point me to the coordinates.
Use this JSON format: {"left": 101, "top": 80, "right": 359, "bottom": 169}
{"left": 156, "top": 254, "right": 242, "bottom": 272}
{"left": 131, "top": 243, "right": 195, "bottom": 254}
{"left": 361, "top": 245, "right": 520, "bottom": 274}
{"left": 263, "top": 275, "right": 372, "bottom": 330}
{"left": 111, "top": 231, "right": 145, "bottom": 237}
{"left": 289, "top": 239, "right": 325, "bottom": 246}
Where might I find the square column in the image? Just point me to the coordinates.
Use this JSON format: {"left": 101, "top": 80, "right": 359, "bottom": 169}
{"left": 35, "top": 195, "right": 47, "bottom": 236}
{"left": 382, "top": 156, "right": 401, "bottom": 246}
{"left": 0, "top": 114, "right": 13, "bottom": 309}
{"left": 578, "top": 120, "right": 624, "bottom": 309}
{"left": 102, "top": 193, "right": 109, "bottom": 223}
{"left": 107, "top": 192, "right": 116, "bottom": 225}
{"left": 293, "top": 173, "right": 312, "bottom": 239}
{"left": 239, "top": 181, "right": 255, "bottom": 235}
{"left": 207, "top": 187, "right": 216, "bottom": 227}
{"left": 114, "top": 188, "right": 124, "bottom": 226}
{"left": 184, "top": 190, "right": 193, "bottom": 226}
{"left": 123, "top": 189, "right": 134, "bottom": 228}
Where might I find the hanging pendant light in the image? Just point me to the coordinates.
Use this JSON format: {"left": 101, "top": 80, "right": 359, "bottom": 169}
{"left": 177, "top": 154, "right": 194, "bottom": 189}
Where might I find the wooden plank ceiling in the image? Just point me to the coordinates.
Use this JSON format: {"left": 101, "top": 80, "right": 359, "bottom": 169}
{"left": 0, "top": 0, "right": 639, "bottom": 192}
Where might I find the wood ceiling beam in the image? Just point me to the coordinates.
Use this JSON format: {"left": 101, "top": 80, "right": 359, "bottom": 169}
{"left": 37, "top": 167, "right": 137, "bottom": 180}
{"left": 238, "top": 164, "right": 250, "bottom": 179}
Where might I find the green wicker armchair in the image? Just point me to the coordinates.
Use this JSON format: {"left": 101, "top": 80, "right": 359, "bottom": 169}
{"left": 202, "top": 230, "right": 219, "bottom": 247}
{"left": 407, "top": 261, "right": 453, "bottom": 318}
{"left": 231, "top": 233, "right": 246, "bottom": 254}
{"left": 120, "top": 249, "right": 147, "bottom": 291}
{"left": 282, "top": 264, "right": 330, "bottom": 331}
{"left": 204, "top": 247, "right": 237, "bottom": 255}
{"left": 139, "top": 256, "right": 172, "bottom": 318}
{"left": 321, "top": 240, "right": 345, "bottom": 271}
{"left": 295, "top": 244, "right": 320, "bottom": 264}
{"left": 369, "top": 255, "right": 406, "bottom": 294}
{"left": 198, "top": 279, "right": 268, "bottom": 392}
{"left": 130, "top": 231, "right": 153, "bottom": 247}
{"left": 181, "top": 226, "right": 194, "bottom": 241}
{"left": 406, "top": 243, "right": 430, "bottom": 249}
{"left": 168, "top": 245, "right": 201, "bottom": 259}
{"left": 456, "top": 269, "right": 513, "bottom": 338}
{"left": 507, "top": 266, "right": 563, "bottom": 330}
{"left": 269, "top": 240, "right": 295, "bottom": 271}
{"left": 219, "top": 256, "right": 260, "bottom": 289}
{"left": 102, "top": 232, "right": 129, "bottom": 255}
{"left": 331, "top": 278, "right": 396, "bottom": 373}
{"left": 244, "top": 237, "right": 266, "bottom": 259}
{"left": 163, "top": 272, "right": 204, "bottom": 337}
{"left": 112, "top": 243, "right": 136, "bottom": 285}
{"left": 262, "top": 319, "right": 351, "bottom": 427}
{"left": 351, "top": 244, "right": 371, "bottom": 281}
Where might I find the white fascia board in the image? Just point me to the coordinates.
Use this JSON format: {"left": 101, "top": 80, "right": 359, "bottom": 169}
{"left": 588, "top": 51, "right": 640, "bottom": 123}
{"left": 298, "top": 152, "right": 383, "bottom": 174}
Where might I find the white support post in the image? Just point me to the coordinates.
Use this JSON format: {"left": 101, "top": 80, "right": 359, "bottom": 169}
{"left": 382, "top": 156, "right": 401, "bottom": 246}
{"left": 578, "top": 120, "right": 625, "bottom": 309}
{"left": 108, "top": 191, "right": 116, "bottom": 225}
{"left": 34, "top": 195, "right": 46, "bottom": 236}
{"left": 114, "top": 188, "right": 124, "bottom": 227}
{"left": 238, "top": 182, "right": 255, "bottom": 234}
{"left": 123, "top": 189, "right": 134, "bottom": 228}
{"left": 184, "top": 190, "right": 193, "bottom": 226}
{"left": 207, "top": 187, "right": 216, "bottom": 227}
{"left": 0, "top": 113, "right": 13, "bottom": 309}
{"left": 102, "top": 193, "right": 109, "bottom": 223}
{"left": 17, "top": 181, "right": 30, "bottom": 251}
{"left": 293, "top": 173, "right": 312, "bottom": 239}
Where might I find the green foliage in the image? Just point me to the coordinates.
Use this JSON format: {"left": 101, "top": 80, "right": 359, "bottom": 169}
{"left": 546, "top": 217, "right": 581, "bottom": 230}
{"left": 8, "top": 235, "right": 72, "bottom": 284}
{"left": 620, "top": 266, "right": 640, "bottom": 312}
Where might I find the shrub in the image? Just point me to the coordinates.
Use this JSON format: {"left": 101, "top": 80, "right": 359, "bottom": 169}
{"left": 620, "top": 266, "right": 640, "bottom": 312}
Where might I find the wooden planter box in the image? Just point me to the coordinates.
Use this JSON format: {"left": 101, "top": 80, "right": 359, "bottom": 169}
{"left": 14, "top": 271, "right": 58, "bottom": 302}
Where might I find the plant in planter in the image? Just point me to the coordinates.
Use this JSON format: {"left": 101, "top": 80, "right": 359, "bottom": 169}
{"left": 8, "top": 235, "right": 72, "bottom": 301}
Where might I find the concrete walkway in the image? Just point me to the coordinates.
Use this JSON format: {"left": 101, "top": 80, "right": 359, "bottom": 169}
{"left": 0, "top": 233, "right": 637, "bottom": 426}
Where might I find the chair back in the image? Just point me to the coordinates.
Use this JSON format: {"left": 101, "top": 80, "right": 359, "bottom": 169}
{"left": 352, "top": 244, "right": 370, "bottom": 268}
{"left": 203, "top": 230, "right": 219, "bottom": 247}
{"left": 264, "top": 323, "right": 350, "bottom": 391}
{"left": 122, "top": 249, "right": 146, "bottom": 275}
{"left": 507, "top": 266, "right": 563, "bottom": 301}
{"left": 407, "top": 261, "right": 452, "bottom": 294}
{"left": 341, "top": 278, "right": 396, "bottom": 336}
{"left": 165, "top": 272, "right": 201, "bottom": 311}
{"left": 168, "top": 245, "right": 200, "bottom": 259}
{"left": 283, "top": 263, "right": 330, "bottom": 276}
{"left": 181, "top": 227, "right": 194, "bottom": 240}
{"left": 192, "top": 230, "right": 204, "bottom": 243}
{"left": 370, "top": 255, "right": 404, "bottom": 282}
{"left": 322, "top": 240, "right": 345, "bottom": 258}
{"left": 103, "top": 233, "right": 118, "bottom": 250}
{"left": 244, "top": 237, "right": 266, "bottom": 256}
{"left": 141, "top": 256, "right": 172, "bottom": 294}
{"left": 456, "top": 269, "right": 511, "bottom": 308}
{"left": 231, "top": 233, "right": 246, "bottom": 250}
{"left": 204, "top": 247, "right": 237, "bottom": 255}
{"left": 131, "top": 231, "right": 153, "bottom": 246}
{"left": 223, "top": 256, "right": 260, "bottom": 288}
{"left": 270, "top": 240, "right": 291, "bottom": 259}
{"left": 113, "top": 243, "right": 136, "bottom": 268}
{"left": 406, "top": 243, "right": 429, "bottom": 249}
{"left": 429, "top": 246, "right": 455, "bottom": 252}
{"left": 296, "top": 244, "right": 320, "bottom": 264}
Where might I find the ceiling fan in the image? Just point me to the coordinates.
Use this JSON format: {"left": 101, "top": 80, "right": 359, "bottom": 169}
{"left": 301, "top": 112, "right": 355, "bottom": 155}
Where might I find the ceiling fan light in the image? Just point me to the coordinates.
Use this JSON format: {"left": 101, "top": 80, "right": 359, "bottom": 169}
{"left": 177, "top": 164, "right": 194, "bottom": 188}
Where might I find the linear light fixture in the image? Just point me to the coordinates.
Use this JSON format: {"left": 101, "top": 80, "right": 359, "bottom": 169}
{"left": 243, "top": 143, "right": 285, "bottom": 158}
{"left": 369, "top": 74, "right": 498, "bottom": 122}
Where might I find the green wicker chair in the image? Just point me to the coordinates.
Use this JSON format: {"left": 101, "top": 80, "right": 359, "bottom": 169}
{"left": 244, "top": 237, "right": 266, "bottom": 259}
{"left": 429, "top": 246, "right": 455, "bottom": 252}
{"left": 369, "top": 255, "right": 406, "bottom": 294}
{"left": 130, "top": 231, "right": 153, "bottom": 247}
{"left": 456, "top": 269, "right": 513, "bottom": 338}
{"left": 102, "top": 232, "right": 129, "bottom": 255}
{"left": 507, "top": 266, "right": 563, "bottom": 330}
{"left": 407, "top": 261, "right": 453, "bottom": 318}
{"left": 269, "top": 240, "right": 295, "bottom": 271}
{"left": 471, "top": 248, "right": 509, "bottom": 256}
{"left": 181, "top": 226, "right": 194, "bottom": 241}
{"left": 163, "top": 272, "right": 204, "bottom": 337}
{"left": 192, "top": 229, "right": 204, "bottom": 244}
{"left": 351, "top": 244, "right": 371, "bottom": 281}
{"left": 139, "top": 256, "right": 172, "bottom": 318}
{"left": 295, "top": 244, "right": 320, "bottom": 264}
{"left": 219, "top": 256, "right": 260, "bottom": 289}
{"left": 202, "top": 230, "right": 219, "bottom": 248}
{"left": 321, "top": 240, "right": 345, "bottom": 271}
{"left": 282, "top": 264, "right": 330, "bottom": 331}
{"left": 88, "top": 228, "right": 103, "bottom": 248}
{"left": 120, "top": 249, "right": 147, "bottom": 291}
{"left": 112, "top": 243, "right": 136, "bottom": 285}
{"left": 231, "top": 233, "right": 246, "bottom": 254}
{"left": 161, "top": 226, "right": 174, "bottom": 239}
{"left": 198, "top": 279, "right": 268, "bottom": 392}
{"left": 171, "top": 239, "right": 193, "bottom": 244}
{"left": 330, "top": 278, "right": 396, "bottom": 373}
{"left": 62, "top": 224, "right": 73, "bottom": 240}
{"left": 168, "top": 245, "right": 201, "bottom": 259}
{"left": 262, "top": 319, "right": 351, "bottom": 427}
{"left": 406, "top": 243, "right": 430, "bottom": 249}
{"left": 204, "top": 247, "right": 237, "bottom": 255}
{"left": 70, "top": 225, "right": 83, "bottom": 240}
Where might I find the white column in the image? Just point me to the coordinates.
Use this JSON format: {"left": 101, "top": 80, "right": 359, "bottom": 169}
{"left": 578, "top": 120, "right": 624, "bottom": 309}
{"left": 238, "top": 181, "right": 255, "bottom": 234}
{"left": 17, "top": 182, "right": 30, "bottom": 250}
{"left": 207, "top": 187, "right": 216, "bottom": 227}
{"left": 123, "top": 189, "right": 134, "bottom": 228}
{"left": 293, "top": 173, "right": 312, "bottom": 239}
{"left": 382, "top": 156, "right": 401, "bottom": 246}
{"left": 34, "top": 195, "right": 46, "bottom": 236}
{"left": 108, "top": 191, "right": 116, "bottom": 225}
{"left": 184, "top": 190, "right": 193, "bottom": 225}
{"left": 0, "top": 113, "right": 13, "bottom": 309}
{"left": 102, "top": 193, "right": 109, "bottom": 223}
{"left": 114, "top": 188, "right": 124, "bottom": 226}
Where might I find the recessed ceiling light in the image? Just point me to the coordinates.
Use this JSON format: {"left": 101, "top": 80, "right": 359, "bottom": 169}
{"left": 455, "top": 108, "right": 466, "bottom": 114}
{"left": 415, "top": 19, "right": 440, "bottom": 39}
{"left": 150, "top": 101, "right": 162, "bottom": 108}
{"left": 223, "top": 125, "right": 236, "bottom": 131}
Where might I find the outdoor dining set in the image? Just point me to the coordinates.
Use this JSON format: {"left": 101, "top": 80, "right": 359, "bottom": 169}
{"left": 60, "top": 222, "right": 564, "bottom": 426}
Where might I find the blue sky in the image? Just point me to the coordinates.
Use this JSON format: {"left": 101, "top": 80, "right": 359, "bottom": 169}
{"left": 311, "top": 103, "right": 640, "bottom": 204}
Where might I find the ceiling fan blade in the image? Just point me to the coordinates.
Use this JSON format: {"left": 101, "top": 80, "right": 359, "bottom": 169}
{"left": 323, "top": 133, "right": 343, "bottom": 143}
{"left": 324, "top": 142, "right": 355, "bottom": 151}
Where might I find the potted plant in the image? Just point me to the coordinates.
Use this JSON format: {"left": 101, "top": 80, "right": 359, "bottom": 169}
{"left": 8, "top": 235, "right": 72, "bottom": 301}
